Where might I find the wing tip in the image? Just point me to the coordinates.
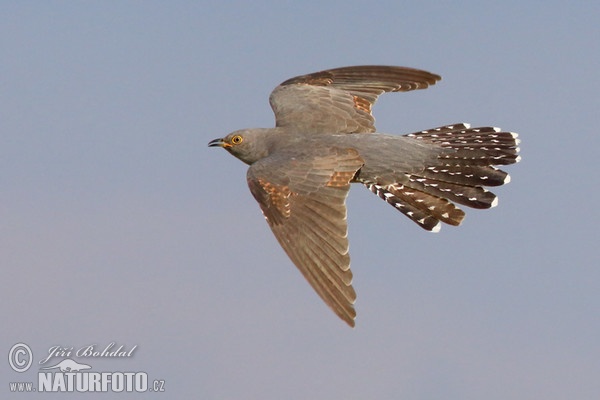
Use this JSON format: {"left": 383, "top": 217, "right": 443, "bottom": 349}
{"left": 344, "top": 316, "right": 357, "bottom": 328}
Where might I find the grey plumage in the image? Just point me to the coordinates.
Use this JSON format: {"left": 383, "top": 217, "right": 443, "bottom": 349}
{"left": 208, "top": 65, "right": 520, "bottom": 327}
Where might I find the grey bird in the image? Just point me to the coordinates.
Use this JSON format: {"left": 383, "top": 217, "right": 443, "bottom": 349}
{"left": 209, "top": 65, "right": 520, "bottom": 327}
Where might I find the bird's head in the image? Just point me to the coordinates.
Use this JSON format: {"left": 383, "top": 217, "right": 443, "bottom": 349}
{"left": 208, "top": 129, "right": 273, "bottom": 165}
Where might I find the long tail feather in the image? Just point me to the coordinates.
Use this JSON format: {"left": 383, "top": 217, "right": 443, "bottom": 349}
{"left": 363, "top": 123, "right": 520, "bottom": 231}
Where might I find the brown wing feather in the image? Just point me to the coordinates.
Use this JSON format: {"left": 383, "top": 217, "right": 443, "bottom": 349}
{"left": 270, "top": 65, "right": 441, "bottom": 133}
{"left": 247, "top": 148, "right": 364, "bottom": 326}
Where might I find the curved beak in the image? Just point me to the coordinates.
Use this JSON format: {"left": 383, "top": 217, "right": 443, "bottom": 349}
{"left": 208, "top": 138, "right": 227, "bottom": 148}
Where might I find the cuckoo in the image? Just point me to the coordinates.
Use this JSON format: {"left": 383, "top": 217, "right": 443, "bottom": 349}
{"left": 208, "top": 65, "right": 520, "bottom": 327}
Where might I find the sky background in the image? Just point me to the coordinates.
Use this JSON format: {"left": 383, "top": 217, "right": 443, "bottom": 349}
{"left": 2, "top": 1, "right": 599, "bottom": 399}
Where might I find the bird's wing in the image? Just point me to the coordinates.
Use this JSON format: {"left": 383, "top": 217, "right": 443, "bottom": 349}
{"left": 247, "top": 147, "right": 365, "bottom": 327}
{"left": 269, "top": 65, "right": 441, "bottom": 134}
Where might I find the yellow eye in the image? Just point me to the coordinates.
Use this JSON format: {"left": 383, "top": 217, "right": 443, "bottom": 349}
{"left": 231, "top": 135, "right": 243, "bottom": 145}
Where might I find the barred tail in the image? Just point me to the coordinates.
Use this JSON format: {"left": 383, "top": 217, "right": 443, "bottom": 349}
{"left": 365, "top": 123, "right": 520, "bottom": 231}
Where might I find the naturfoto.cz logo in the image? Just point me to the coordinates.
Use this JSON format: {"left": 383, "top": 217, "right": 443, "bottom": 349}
{"left": 7, "top": 342, "right": 165, "bottom": 393}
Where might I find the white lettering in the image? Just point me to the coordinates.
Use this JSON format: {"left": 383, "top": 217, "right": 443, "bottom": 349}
{"left": 76, "top": 343, "right": 137, "bottom": 358}
{"left": 135, "top": 372, "right": 147, "bottom": 392}
{"left": 52, "top": 373, "right": 66, "bottom": 391}
{"left": 112, "top": 372, "right": 124, "bottom": 392}
{"left": 88, "top": 372, "right": 101, "bottom": 391}
{"left": 101, "top": 372, "right": 111, "bottom": 391}
{"left": 38, "top": 372, "right": 149, "bottom": 392}
{"left": 39, "top": 346, "right": 73, "bottom": 365}
{"left": 76, "top": 372, "right": 88, "bottom": 391}
{"left": 38, "top": 373, "right": 52, "bottom": 391}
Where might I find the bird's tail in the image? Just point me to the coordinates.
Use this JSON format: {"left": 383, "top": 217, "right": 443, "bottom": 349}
{"left": 364, "top": 123, "right": 520, "bottom": 232}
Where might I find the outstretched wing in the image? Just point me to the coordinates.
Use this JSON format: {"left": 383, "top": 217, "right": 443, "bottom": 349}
{"left": 269, "top": 65, "right": 441, "bottom": 134}
{"left": 247, "top": 147, "right": 364, "bottom": 327}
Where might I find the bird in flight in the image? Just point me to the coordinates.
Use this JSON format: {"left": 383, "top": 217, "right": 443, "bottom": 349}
{"left": 209, "top": 65, "right": 520, "bottom": 327}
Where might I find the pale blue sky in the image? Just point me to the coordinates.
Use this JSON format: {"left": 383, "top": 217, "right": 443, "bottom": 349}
{"left": 2, "top": 2, "right": 599, "bottom": 399}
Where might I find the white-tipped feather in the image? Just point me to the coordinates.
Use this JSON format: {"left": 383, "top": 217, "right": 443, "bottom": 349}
{"left": 490, "top": 197, "right": 499, "bottom": 208}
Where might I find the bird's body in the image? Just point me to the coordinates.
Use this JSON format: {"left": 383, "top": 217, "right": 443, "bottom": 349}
{"left": 209, "top": 66, "right": 520, "bottom": 326}
{"left": 224, "top": 127, "right": 442, "bottom": 169}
